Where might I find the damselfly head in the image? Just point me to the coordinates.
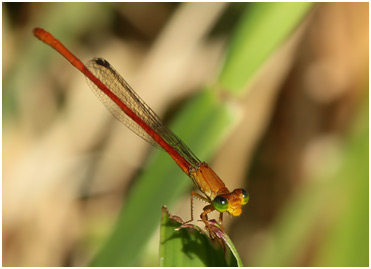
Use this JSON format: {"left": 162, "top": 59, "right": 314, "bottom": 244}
{"left": 212, "top": 188, "right": 249, "bottom": 216}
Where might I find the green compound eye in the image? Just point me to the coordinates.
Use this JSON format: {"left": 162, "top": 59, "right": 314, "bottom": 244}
{"left": 241, "top": 189, "right": 249, "bottom": 205}
{"left": 213, "top": 196, "right": 229, "bottom": 212}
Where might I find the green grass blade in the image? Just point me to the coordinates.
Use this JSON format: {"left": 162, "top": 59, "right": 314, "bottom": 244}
{"left": 90, "top": 90, "right": 237, "bottom": 266}
{"left": 90, "top": 3, "right": 315, "bottom": 266}
{"left": 219, "top": 2, "right": 313, "bottom": 93}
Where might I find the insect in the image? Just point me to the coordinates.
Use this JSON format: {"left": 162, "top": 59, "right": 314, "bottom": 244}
{"left": 33, "top": 28, "right": 249, "bottom": 235}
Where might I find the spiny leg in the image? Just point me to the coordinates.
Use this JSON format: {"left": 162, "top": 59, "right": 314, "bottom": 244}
{"left": 184, "top": 192, "right": 222, "bottom": 238}
{"left": 184, "top": 191, "right": 209, "bottom": 224}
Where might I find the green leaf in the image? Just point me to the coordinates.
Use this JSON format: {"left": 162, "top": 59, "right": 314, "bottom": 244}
{"left": 159, "top": 207, "right": 241, "bottom": 266}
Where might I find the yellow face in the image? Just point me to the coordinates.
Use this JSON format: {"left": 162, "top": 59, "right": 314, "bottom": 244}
{"left": 212, "top": 189, "right": 249, "bottom": 216}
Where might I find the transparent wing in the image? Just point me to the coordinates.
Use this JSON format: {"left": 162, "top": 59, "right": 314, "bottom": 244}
{"left": 86, "top": 58, "right": 201, "bottom": 167}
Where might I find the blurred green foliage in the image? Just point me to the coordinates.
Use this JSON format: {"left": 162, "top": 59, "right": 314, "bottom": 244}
{"left": 90, "top": 3, "right": 314, "bottom": 266}
{"left": 5, "top": 2, "right": 367, "bottom": 267}
{"left": 250, "top": 92, "right": 368, "bottom": 266}
{"left": 219, "top": 2, "right": 313, "bottom": 93}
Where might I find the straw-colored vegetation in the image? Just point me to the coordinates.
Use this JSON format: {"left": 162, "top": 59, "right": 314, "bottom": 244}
{"left": 3, "top": 2, "right": 368, "bottom": 266}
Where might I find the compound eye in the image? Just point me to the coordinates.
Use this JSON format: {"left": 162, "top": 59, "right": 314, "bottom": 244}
{"left": 240, "top": 189, "right": 249, "bottom": 205}
{"left": 213, "top": 196, "right": 229, "bottom": 212}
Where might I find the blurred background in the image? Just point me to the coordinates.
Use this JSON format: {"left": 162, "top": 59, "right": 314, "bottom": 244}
{"left": 2, "top": 2, "right": 368, "bottom": 266}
